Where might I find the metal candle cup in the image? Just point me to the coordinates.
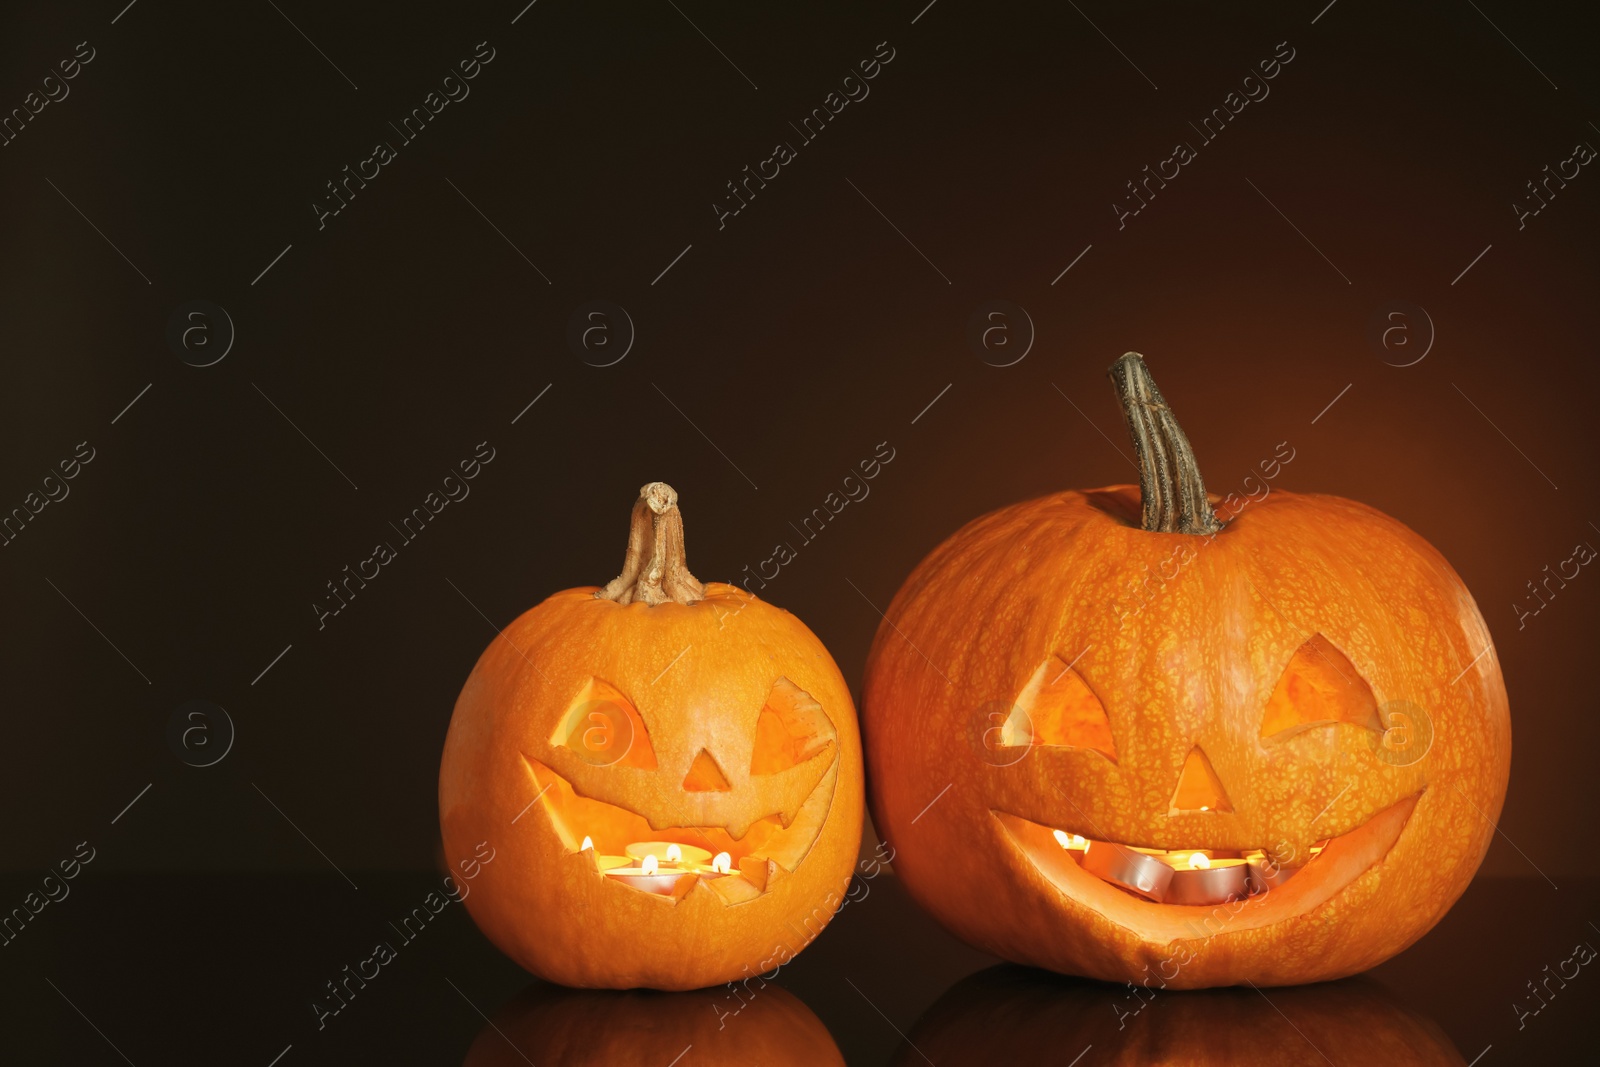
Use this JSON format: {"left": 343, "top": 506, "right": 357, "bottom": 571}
{"left": 1245, "top": 854, "right": 1303, "bottom": 894}
{"left": 602, "top": 866, "right": 693, "bottom": 895}
{"left": 1081, "top": 840, "right": 1174, "bottom": 901}
{"left": 1162, "top": 856, "right": 1249, "bottom": 905}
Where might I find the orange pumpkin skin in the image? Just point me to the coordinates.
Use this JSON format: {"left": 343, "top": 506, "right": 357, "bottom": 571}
{"left": 862, "top": 481, "right": 1509, "bottom": 988}
{"left": 440, "top": 488, "right": 863, "bottom": 991}
{"left": 463, "top": 982, "right": 845, "bottom": 1067}
{"left": 895, "top": 966, "right": 1465, "bottom": 1066}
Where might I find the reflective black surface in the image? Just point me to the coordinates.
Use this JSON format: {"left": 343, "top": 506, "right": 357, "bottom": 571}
{"left": 4, "top": 0, "right": 1596, "bottom": 1063}
{"left": 6, "top": 873, "right": 1594, "bottom": 1063}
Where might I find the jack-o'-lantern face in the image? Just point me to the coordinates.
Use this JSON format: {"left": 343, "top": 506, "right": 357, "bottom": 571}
{"left": 441, "top": 484, "right": 864, "bottom": 991}
{"left": 524, "top": 672, "right": 843, "bottom": 906}
{"left": 862, "top": 356, "right": 1510, "bottom": 987}
{"left": 985, "top": 625, "right": 1427, "bottom": 948}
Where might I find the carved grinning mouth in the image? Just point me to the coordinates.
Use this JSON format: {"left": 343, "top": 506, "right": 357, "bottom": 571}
{"left": 522, "top": 755, "right": 838, "bottom": 905}
{"left": 992, "top": 792, "right": 1421, "bottom": 941}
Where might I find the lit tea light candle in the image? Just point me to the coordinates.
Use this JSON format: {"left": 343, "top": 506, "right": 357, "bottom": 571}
{"left": 1161, "top": 853, "right": 1248, "bottom": 905}
{"left": 576, "top": 837, "right": 632, "bottom": 871}
{"left": 626, "top": 841, "right": 713, "bottom": 868}
{"left": 602, "top": 852, "right": 693, "bottom": 896}
{"left": 1165, "top": 849, "right": 1214, "bottom": 866}
{"left": 1052, "top": 830, "right": 1089, "bottom": 852}
{"left": 1081, "top": 840, "right": 1174, "bottom": 901}
{"left": 694, "top": 851, "right": 734, "bottom": 880}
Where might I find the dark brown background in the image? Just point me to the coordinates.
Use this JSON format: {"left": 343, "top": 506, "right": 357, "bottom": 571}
{"left": 3, "top": 1, "right": 1597, "bottom": 1063}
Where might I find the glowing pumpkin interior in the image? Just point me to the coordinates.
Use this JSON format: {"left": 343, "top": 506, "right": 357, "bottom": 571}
{"left": 525, "top": 675, "right": 839, "bottom": 906}
{"left": 989, "top": 634, "right": 1421, "bottom": 943}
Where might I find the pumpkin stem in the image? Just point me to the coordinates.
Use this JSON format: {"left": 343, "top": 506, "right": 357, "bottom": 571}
{"left": 596, "top": 482, "right": 706, "bottom": 606}
{"left": 1107, "top": 353, "right": 1223, "bottom": 536}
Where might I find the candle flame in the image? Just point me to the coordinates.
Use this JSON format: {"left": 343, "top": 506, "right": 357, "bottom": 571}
{"left": 642, "top": 854, "right": 659, "bottom": 875}
{"left": 712, "top": 851, "right": 732, "bottom": 874}
{"left": 580, "top": 836, "right": 593, "bottom": 852}
{"left": 1052, "top": 829, "right": 1071, "bottom": 848}
{"left": 1188, "top": 853, "right": 1210, "bottom": 870}
{"left": 665, "top": 843, "right": 683, "bottom": 864}
{"left": 1051, "top": 830, "right": 1088, "bottom": 851}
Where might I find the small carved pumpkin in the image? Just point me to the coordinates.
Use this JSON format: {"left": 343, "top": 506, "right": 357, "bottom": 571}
{"left": 440, "top": 483, "right": 864, "bottom": 990}
{"left": 862, "top": 354, "right": 1510, "bottom": 987}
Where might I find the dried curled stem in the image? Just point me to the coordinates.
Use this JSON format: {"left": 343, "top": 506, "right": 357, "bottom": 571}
{"left": 595, "top": 482, "right": 706, "bottom": 605}
{"left": 1107, "top": 353, "right": 1223, "bottom": 536}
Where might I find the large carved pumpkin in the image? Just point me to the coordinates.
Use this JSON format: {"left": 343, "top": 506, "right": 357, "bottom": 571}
{"left": 862, "top": 354, "right": 1510, "bottom": 987}
{"left": 894, "top": 966, "right": 1465, "bottom": 1066}
{"left": 463, "top": 982, "right": 844, "bottom": 1067}
{"left": 441, "top": 483, "right": 864, "bottom": 990}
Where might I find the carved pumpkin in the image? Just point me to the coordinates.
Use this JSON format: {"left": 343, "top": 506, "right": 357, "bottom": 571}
{"left": 894, "top": 966, "right": 1465, "bottom": 1066}
{"left": 440, "top": 483, "right": 864, "bottom": 990}
{"left": 462, "top": 982, "right": 845, "bottom": 1067}
{"left": 862, "top": 354, "right": 1510, "bottom": 987}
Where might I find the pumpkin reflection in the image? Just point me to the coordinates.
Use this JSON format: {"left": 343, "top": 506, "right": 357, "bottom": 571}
{"left": 892, "top": 966, "right": 1464, "bottom": 1066}
{"left": 462, "top": 981, "right": 845, "bottom": 1067}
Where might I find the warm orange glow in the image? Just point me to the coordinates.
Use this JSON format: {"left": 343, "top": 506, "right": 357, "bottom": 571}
{"left": 749, "top": 678, "right": 834, "bottom": 774}
{"left": 1168, "top": 746, "right": 1234, "bottom": 814}
{"left": 682, "top": 748, "right": 733, "bottom": 792}
{"left": 1021, "top": 659, "right": 1116, "bottom": 759}
{"left": 642, "top": 854, "right": 659, "bottom": 875}
{"left": 523, "top": 759, "right": 812, "bottom": 868}
{"left": 580, "top": 836, "right": 593, "bottom": 851}
{"left": 1260, "top": 634, "right": 1382, "bottom": 739}
{"left": 712, "top": 851, "right": 732, "bottom": 874}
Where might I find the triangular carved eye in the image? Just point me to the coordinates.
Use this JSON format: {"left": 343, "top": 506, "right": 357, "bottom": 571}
{"left": 998, "top": 655, "right": 1117, "bottom": 761}
{"left": 1260, "top": 634, "right": 1382, "bottom": 742}
{"left": 749, "top": 678, "right": 834, "bottom": 775}
{"left": 551, "top": 677, "right": 657, "bottom": 768}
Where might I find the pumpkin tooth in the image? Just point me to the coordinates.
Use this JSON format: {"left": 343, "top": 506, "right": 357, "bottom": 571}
{"left": 738, "top": 855, "right": 775, "bottom": 891}
{"left": 519, "top": 755, "right": 834, "bottom": 899}
{"left": 705, "top": 872, "right": 764, "bottom": 905}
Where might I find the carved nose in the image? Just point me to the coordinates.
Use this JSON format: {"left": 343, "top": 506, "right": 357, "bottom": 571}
{"left": 1169, "top": 746, "right": 1233, "bottom": 814}
{"left": 682, "top": 748, "right": 731, "bottom": 792}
